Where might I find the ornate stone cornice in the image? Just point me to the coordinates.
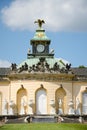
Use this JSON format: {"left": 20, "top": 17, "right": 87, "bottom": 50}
{"left": 8, "top": 73, "right": 75, "bottom": 81}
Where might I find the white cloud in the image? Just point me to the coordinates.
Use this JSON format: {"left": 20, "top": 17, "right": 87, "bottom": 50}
{"left": 1, "top": 0, "right": 87, "bottom": 31}
{"left": 0, "top": 60, "right": 11, "bottom": 67}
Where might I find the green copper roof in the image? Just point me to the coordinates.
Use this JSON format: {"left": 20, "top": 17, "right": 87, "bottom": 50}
{"left": 31, "top": 28, "right": 50, "bottom": 41}
{"left": 18, "top": 58, "right": 39, "bottom": 68}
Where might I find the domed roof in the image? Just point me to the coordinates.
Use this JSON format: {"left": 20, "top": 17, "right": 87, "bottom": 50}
{"left": 31, "top": 28, "right": 50, "bottom": 41}
{"left": 17, "top": 56, "right": 68, "bottom": 73}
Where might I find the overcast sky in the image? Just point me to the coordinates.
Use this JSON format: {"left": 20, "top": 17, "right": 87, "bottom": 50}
{"left": 0, "top": 0, "right": 87, "bottom": 67}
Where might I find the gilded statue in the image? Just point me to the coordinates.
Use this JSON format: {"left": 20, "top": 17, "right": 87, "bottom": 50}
{"left": 34, "top": 19, "right": 45, "bottom": 28}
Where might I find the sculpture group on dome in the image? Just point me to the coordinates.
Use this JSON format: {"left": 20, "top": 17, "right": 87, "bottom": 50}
{"left": 11, "top": 58, "right": 71, "bottom": 74}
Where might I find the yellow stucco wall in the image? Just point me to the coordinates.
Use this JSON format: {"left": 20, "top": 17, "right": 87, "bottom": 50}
{"left": 0, "top": 80, "right": 87, "bottom": 115}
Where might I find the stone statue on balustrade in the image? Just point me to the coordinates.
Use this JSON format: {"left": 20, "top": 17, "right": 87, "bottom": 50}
{"left": 28, "top": 99, "right": 34, "bottom": 114}
{"left": 20, "top": 98, "right": 27, "bottom": 115}
{"left": 8, "top": 100, "right": 15, "bottom": 115}
{"left": 2, "top": 99, "right": 8, "bottom": 115}
{"left": 68, "top": 100, "right": 75, "bottom": 115}
{"left": 76, "top": 98, "right": 81, "bottom": 115}
{"left": 58, "top": 99, "right": 63, "bottom": 115}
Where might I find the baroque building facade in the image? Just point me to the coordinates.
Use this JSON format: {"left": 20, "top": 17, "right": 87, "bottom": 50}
{"left": 0, "top": 19, "right": 87, "bottom": 116}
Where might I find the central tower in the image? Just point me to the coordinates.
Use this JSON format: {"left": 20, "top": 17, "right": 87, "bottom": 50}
{"left": 27, "top": 19, "right": 54, "bottom": 58}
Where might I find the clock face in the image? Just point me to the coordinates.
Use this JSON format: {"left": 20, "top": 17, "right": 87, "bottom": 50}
{"left": 37, "top": 44, "right": 45, "bottom": 52}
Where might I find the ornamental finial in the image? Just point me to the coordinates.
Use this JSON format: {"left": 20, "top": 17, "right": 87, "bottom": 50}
{"left": 34, "top": 19, "right": 45, "bottom": 28}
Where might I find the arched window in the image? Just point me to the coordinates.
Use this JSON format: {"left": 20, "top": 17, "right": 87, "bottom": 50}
{"left": 35, "top": 88, "right": 47, "bottom": 114}
{"left": 17, "top": 88, "right": 27, "bottom": 115}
